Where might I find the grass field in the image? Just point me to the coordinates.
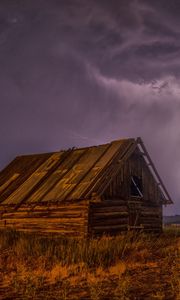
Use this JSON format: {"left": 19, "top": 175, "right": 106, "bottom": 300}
{"left": 0, "top": 228, "right": 179, "bottom": 299}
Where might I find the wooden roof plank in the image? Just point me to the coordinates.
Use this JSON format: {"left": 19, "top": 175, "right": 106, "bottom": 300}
{"left": 41, "top": 144, "right": 110, "bottom": 202}
{"left": 0, "top": 153, "right": 51, "bottom": 204}
{"left": 26, "top": 148, "right": 86, "bottom": 204}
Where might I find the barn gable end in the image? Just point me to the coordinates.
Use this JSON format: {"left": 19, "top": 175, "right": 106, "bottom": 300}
{"left": 89, "top": 139, "right": 169, "bottom": 236}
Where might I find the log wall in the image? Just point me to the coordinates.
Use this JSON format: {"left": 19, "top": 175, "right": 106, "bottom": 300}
{"left": 89, "top": 200, "right": 129, "bottom": 236}
{"left": 89, "top": 200, "right": 162, "bottom": 236}
{"left": 0, "top": 200, "right": 162, "bottom": 237}
{"left": 0, "top": 201, "right": 89, "bottom": 238}
{"left": 140, "top": 205, "right": 162, "bottom": 232}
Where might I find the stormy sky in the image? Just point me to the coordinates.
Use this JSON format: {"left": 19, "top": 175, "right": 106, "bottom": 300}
{"left": 0, "top": 0, "right": 180, "bottom": 214}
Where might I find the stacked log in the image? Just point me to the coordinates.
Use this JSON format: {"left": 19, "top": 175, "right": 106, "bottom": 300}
{"left": 140, "top": 205, "right": 162, "bottom": 232}
{"left": 0, "top": 201, "right": 89, "bottom": 238}
{"left": 89, "top": 200, "right": 128, "bottom": 236}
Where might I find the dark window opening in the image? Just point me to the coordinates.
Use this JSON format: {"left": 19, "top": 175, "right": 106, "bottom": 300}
{"left": 131, "top": 175, "right": 143, "bottom": 197}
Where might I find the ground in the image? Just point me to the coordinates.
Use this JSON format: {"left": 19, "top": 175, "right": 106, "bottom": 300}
{"left": 0, "top": 228, "right": 179, "bottom": 300}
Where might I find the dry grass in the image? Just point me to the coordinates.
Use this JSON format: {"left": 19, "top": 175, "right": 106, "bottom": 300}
{"left": 0, "top": 228, "right": 179, "bottom": 299}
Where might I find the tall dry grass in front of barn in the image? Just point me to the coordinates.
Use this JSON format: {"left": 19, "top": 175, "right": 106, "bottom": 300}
{"left": 0, "top": 228, "right": 179, "bottom": 299}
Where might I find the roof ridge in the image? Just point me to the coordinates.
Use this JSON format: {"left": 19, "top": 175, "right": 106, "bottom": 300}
{"left": 12, "top": 138, "right": 135, "bottom": 158}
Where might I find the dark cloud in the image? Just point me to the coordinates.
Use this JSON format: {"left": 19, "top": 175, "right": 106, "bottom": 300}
{"left": 0, "top": 0, "right": 180, "bottom": 214}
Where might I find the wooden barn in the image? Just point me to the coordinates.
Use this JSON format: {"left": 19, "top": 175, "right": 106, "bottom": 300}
{"left": 0, "top": 137, "right": 173, "bottom": 237}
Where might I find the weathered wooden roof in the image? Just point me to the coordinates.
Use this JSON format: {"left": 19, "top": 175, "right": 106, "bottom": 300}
{"left": 0, "top": 139, "right": 133, "bottom": 205}
{"left": 0, "top": 138, "right": 172, "bottom": 206}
